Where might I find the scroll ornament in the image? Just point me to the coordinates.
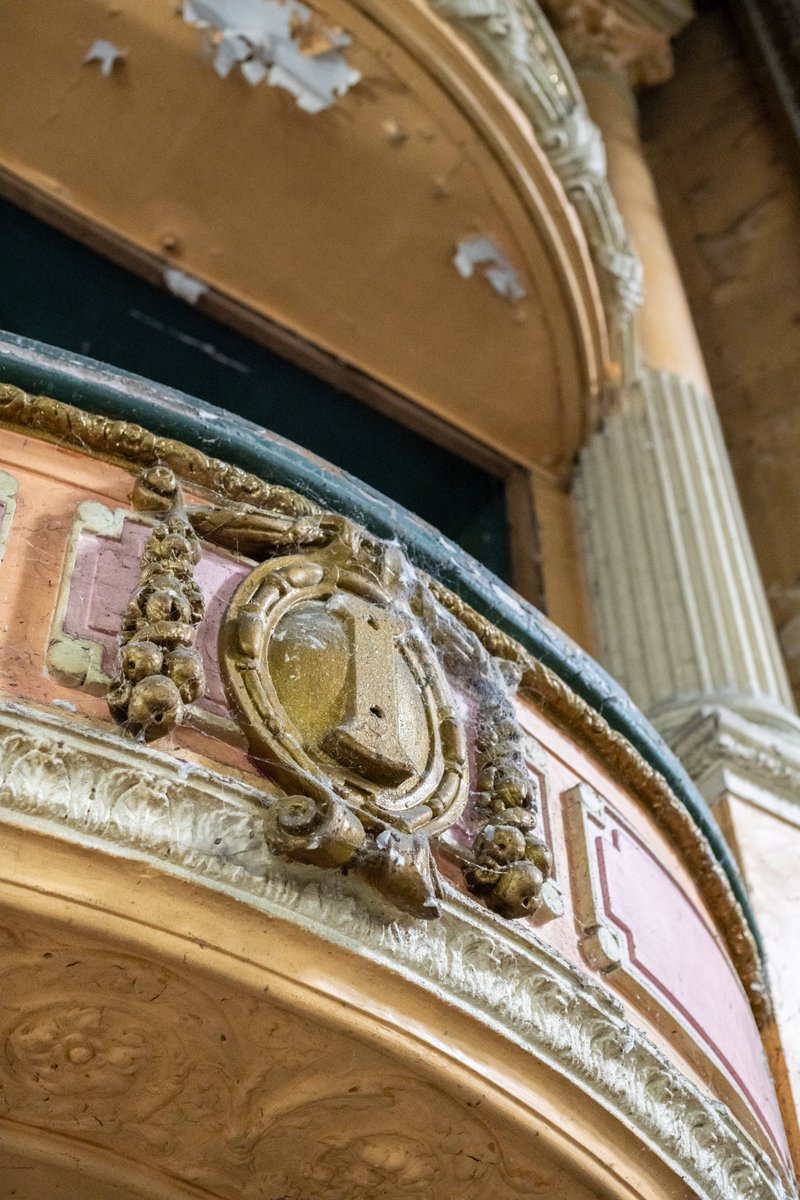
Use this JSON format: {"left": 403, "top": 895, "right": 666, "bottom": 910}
{"left": 111, "top": 467, "right": 551, "bottom": 921}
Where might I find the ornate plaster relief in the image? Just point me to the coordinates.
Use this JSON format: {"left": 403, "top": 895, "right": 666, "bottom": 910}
{"left": 0, "top": 903, "right": 581, "bottom": 1200}
{"left": 48, "top": 499, "right": 245, "bottom": 740}
{"left": 0, "top": 700, "right": 792, "bottom": 1200}
{"left": 0, "top": 382, "right": 770, "bottom": 1025}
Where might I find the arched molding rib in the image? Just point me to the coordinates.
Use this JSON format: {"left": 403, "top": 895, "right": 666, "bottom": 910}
{"left": 0, "top": 701, "right": 790, "bottom": 1200}
{"left": 343, "top": 0, "right": 612, "bottom": 454}
{"left": 428, "top": 0, "right": 644, "bottom": 380}
{"left": 0, "top": 0, "right": 616, "bottom": 476}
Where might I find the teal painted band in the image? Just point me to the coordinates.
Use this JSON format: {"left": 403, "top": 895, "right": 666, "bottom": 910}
{"left": 0, "top": 331, "right": 763, "bottom": 959}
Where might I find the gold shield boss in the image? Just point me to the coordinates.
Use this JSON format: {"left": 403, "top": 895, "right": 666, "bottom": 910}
{"left": 222, "top": 549, "right": 469, "bottom": 836}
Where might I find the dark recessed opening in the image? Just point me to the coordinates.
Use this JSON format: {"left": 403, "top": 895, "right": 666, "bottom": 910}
{"left": 0, "top": 195, "right": 513, "bottom": 583}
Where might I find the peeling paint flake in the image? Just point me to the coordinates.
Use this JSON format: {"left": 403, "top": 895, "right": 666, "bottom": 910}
{"left": 213, "top": 33, "right": 252, "bottom": 78}
{"left": 453, "top": 236, "right": 526, "bottom": 303}
{"left": 82, "top": 39, "right": 125, "bottom": 76}
{"left": 163, "top": 267, "right": 209, "bottom": 305}
{"left": 182, "top": 0, "right": 360, "bottom": 113}
{"left": 241, "top": 56, "right": 268, "bottom": 84}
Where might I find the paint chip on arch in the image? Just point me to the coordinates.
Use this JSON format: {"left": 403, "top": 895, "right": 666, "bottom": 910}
{"left": 453, "top": 237, "right": 526, "bottom": 303}
{"left": 83, "top": 39, "right": 126, "bottom": 76}
{"left": 181, "top": 0, "right": 361, "bottom": 114}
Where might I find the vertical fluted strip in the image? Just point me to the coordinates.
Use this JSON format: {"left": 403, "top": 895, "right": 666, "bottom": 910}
{"left": 576, "top": 369, "right": 795, "bottom": 734}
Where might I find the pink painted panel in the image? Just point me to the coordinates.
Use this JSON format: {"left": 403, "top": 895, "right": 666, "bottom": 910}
{"left": 62, "top": 517, "right": 249, "bottom": 716}
{"left": 596, "top": 813, "right": 786, "bottom": 1155}
{"left": 65, "top": 521, "right": 149, "bottom": 673}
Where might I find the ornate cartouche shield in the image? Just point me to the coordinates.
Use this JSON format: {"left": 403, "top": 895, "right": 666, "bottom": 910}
{"left": 105, "top": 468, "right": 550, "bottom": 922}
{"left": 221, "top": 546, "right": 469, "bottom": 846}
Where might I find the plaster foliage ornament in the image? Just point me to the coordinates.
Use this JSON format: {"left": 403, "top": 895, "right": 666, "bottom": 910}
{"left": 107, "top": 467, "right": 205, "bottom": 741}
{"left": 0, "top": 918, "right": 572, "bottom": 1199}
{"left": 0, "top": 382, "right": 310, "bottom": 519}
{"left": 120, "top": 467, "right": 551, "bottom": 922}
{"left": 467, "top": 702, "right": 553, "bottom": 916}
{"left": 540, "top": 105, "right": 607, "bottom": 189}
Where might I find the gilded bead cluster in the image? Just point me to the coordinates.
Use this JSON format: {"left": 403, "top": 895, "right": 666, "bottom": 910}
{"left": 465, "top": 696, "right": 552, "bottom": 918}
{"left": 108, "top": 469, "right": 205, "bottom": 741}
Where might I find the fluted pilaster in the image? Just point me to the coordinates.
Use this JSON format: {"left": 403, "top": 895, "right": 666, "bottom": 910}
{"left": 577, "top": 369, "right": 798, "bottom": 737}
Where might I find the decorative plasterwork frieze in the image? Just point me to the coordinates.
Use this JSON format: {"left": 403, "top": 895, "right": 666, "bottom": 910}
{"left": 430, "top": 0, "right": 643, "bottom": 375}
{"left": 0, "top": 383, "right": 769, "bottom": 1025}
{"left": 100, "top": 463, "right": 554, "bottom": 924}
{"left": 0, "top": 701, "right": 791, "bottom": 1200}
{"left": 0, "top": 917, "right": 562, "bottom": 1199}
{"left": 0, "top": 383, "right": 312, "bottom": 518}
{"left": 427, "top": 575, "right": 770, "bottom": 1026}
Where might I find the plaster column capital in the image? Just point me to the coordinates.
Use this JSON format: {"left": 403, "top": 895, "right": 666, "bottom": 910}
{"left": 541, "top": 0, "right": 690, "bottom": 88}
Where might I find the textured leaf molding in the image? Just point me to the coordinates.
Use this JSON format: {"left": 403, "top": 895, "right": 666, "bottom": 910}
{"left": 0, "top": 704, "right": 790, "bottom": 1200}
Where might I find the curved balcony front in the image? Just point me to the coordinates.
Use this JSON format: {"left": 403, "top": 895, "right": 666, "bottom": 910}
{"left": 0, "top": 334, "right": 793, "bottom": 1200}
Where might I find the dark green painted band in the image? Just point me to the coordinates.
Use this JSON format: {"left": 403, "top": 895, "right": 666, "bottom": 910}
{"left": 0, "top": 331, "right": 763, "bottom": 959}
